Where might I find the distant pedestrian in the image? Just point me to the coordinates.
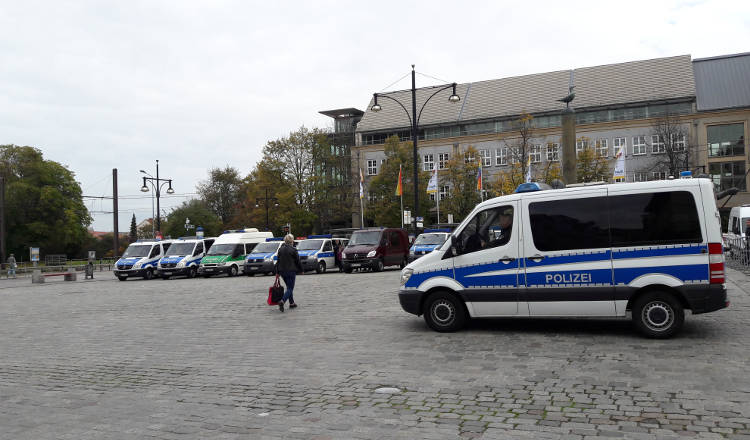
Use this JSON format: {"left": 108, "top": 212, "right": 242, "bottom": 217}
{"left": 7, "top": 254, "right": 17, "bottom": 279}
{"left": 276, "top": 234, "right": 303, "bottom": 312}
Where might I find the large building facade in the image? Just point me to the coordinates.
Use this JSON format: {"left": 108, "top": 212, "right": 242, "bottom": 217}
{"left": 350, "top": 53, "right": 750, "bottom": 227}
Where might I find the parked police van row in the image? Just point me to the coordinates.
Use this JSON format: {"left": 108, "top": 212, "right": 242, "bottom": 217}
{"left": 115, "top": 239, "right": 173, "bottom": 281}
{"left": 158, "top": 237, "right": 215, "bottom": 279}
{"left": 399, "top": 178, "right": 728, "bottom": 338}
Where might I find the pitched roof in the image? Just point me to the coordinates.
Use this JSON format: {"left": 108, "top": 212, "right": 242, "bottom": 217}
{"left": 693, "top": 52, "right": 750, "bottom": 111}
{"left": 357, "top": 55, "right": 696, "bottom": 133}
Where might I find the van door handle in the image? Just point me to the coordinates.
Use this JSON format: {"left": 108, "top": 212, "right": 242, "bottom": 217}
{"left": 498, "top": 257, "right": 516, "bottom": 263}
{"left": 528, "top": 255, "right": 545, "bottom": 262}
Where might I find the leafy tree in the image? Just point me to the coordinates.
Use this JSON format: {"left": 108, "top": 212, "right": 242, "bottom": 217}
{"left": 502, "top": 112, "right": 535, "bottom": 179}
{"left": 441, "top": 146, "right": 482, "bottom": 222}
{"left": 162, "top": 199, "right": 223, "bottom": 239}
{"left": 489, "top": 148, "right": 563, "bottom": 195}
{"left": 129, "top": 214, "right": 137, "bottom": 243}
{"left": 0, "top": 145, "right": 91, "bottom": 258}
{"left": 576, "top": 137, "right": 611, "bottom": 182}
{"left": 367, "top": 136, "right": 430, "bottom": 228}
{"left": 197, "top": 166, "right": 243, "bottom": 226}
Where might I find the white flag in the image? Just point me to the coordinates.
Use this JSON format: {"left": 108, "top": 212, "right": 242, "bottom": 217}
{"left": 359, "top": 168, "right": 364, "bottom": 199}
{"left": 525, "top": 155, "right": 532, "bottom": 183}
{"left": 426, "top": 167, "right": 438, "bottom": 194}
{"left": 613, "top": 145, "right": 626, "bottom": 181}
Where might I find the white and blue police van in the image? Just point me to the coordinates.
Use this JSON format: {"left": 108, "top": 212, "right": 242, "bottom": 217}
{"left": 114, "top": 239, "right": 173, "bottom": 281}
{"left": 408, "top": 228, "right": 452, "bottom": 263}
{"left": 297, "top": 235, "right": 337, "bottom": 274}
{"left": 399, "top": 179, "right": 728, "bottom": 338}
{"left": 244, "top": 237, "right": 283, "bottom": 276}
{"left": 157, "top": 237, "right": 215, "bottom": 279}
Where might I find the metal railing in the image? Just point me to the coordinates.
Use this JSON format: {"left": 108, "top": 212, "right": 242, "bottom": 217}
{"left": 2, "top": 259, "right": 116, "bottom": 278}
{"left": 724, "top": 236, "right": 750, "bottom": 271}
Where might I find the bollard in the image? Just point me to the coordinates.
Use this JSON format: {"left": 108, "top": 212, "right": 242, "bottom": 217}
{"left": 64, "top": 267, "right": 77, "bottom": 281}
{"left": 32, "top": 269, "right": 45, "bottom": 284}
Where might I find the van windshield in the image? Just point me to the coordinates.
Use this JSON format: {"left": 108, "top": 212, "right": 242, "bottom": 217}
{"left": 167, "top": 243, "right": 195, "bottom": 256}
{"left": 207, "top": 244, "right": 236, "bottom": 255}
{"left": 253, "top": 242, "right": 281, "bottom": 253}
{"left": 348, "top": 231, "right": 381, "bottom": 246}
{"left": 298, "top": 240, "right": 323, "bottom": 250}
{"left": 122, "top": 245, "right": 151, "bottom": 258}
{"left": 415, "top": 233, "right": 448, "bottom": 245}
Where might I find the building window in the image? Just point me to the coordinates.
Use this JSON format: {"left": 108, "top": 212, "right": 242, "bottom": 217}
{"left": 634, "top": 172, "right": 648, "bottom": 182}
{"left": 464, "top": 151, "right": 477, "bottom": 163}
{"left": 709, "top": 161, "right": 746, "bottom": 191}
{"left": 530, "top": 145, "right": 542, "bottom": 163}
{"left": 651, "top": 135, "right": 665, "bottom": 154}
{"left": 652, "top": 171, "right": 668, "bottom": 181}
{"left": 708, "top": 123, "right": 745, "bottom": 157}
{"left": 423, "top": 154, "right": 434, "bottom": 171}
{"left": 496, "top": 148, "right": 507, "bottom": 165}
{"left": 673, "top": 134, "right": 686, "bottom": 152}
{"left": 613, "top": 137, "right": 626, "bottom": 155}
{"left": 438, "top": 153, "right": 449, "bottom": 169}
{"left": 546, "top": 143, "right": 559, "bottom": 162}
{"left": 439, "top": 185, "right": 449, "bottom": 201}
{"left": 366, "top": 160, "right": 377, "bottom": 175}
{"left": 367, "top": 192, "right": 377, "bottom": 203}
{"left": 479, "top": 149, "right": 491, "bottom": 167}
{"left": 596, "top": 139, "right": 608, "bottom": 157}
{"left": 576, "top": 139, "right": 589, "bottom": 157}
{"left": 632, "top": 136, "right": 647, "bottom": 155}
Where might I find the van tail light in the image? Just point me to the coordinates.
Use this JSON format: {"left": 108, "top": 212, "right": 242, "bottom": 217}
{"left": 708, "top": 242, "right": 724, "bottom": 284}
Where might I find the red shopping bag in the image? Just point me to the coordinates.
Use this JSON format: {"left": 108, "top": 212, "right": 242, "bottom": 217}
{"left": 267, "top": 274, "right": 284, "bottom": 305}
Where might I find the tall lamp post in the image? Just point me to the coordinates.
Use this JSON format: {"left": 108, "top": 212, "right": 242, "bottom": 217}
{"left": 255, "top": 188, "right": 279, "bottom": 231}
{"left": 370, "top": 65, "right": 460, "bottom": 230}
{"left": 140, "top": 159, "right": 174, "bottom": 236}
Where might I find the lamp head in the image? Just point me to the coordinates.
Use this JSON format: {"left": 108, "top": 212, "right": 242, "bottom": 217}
{"left": 140, "top": 177, "right": 149, "bottom": 192}
{"left": 166, "top": 180, "right": 175, "bottom": 194}
{"left": 448, "top": 83, "right": 460, "bottom": 103}
{"left": 370, "top": 93, "right": 381, "bottom": 112}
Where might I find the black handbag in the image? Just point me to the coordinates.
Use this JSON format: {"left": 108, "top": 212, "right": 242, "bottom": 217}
{"left": 267, "top": 274, "right": 284, "bottom": 305}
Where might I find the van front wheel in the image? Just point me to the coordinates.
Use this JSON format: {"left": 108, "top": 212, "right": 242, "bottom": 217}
{"left": 424, "top": 291, "right": 467, "bottom": 333}
{"left": 228, "top": 265, "right": 238, "bottom": 277}
{"left": 633, "top": 291, "right": 684, "bottom": 339}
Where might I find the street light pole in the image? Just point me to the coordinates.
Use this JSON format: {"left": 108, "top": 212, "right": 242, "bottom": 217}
{"left": 370, "top": 65, "right": 460, "bottom": 231}
{"left": 255, "top": 188, "right": 279, "bottom": 231}
{"left": 140, "top": 160, "right": 174, "bottom": 237}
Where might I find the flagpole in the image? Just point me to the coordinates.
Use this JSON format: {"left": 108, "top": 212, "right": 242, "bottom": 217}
{"left": 436, "top": 184, "right": 440, "bottom": 224}
{"left": 400, "top": 194, "right": 404, "bottom": 228}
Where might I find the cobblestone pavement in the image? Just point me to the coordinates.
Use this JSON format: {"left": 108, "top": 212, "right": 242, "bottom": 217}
{"left": 1, "top": 267, "right": 750, "bottom": 439}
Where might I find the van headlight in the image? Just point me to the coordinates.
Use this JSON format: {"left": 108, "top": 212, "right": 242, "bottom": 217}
{"left": 133, "top": 262, "right": 142, "bottom": 269}
{"left": 176, "top": 261, "right": 185, "bottom": 268}
{"left": 409, "top": 249, "right": 415, "bottom": 255}
{"left": 400, "top": 268, "right": 413, "bottom": 285}
{"left": 367, "top": 250, "right": 377, "bottom": 258}
{"left": 264, "top": 256, "right": 273, "bottom": 262}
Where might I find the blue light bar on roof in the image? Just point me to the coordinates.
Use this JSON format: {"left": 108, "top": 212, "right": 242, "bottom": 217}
{"left": 424, "top": 228, "right": 451, "bottom": 233}
{"left": 266, "top": 237, "right": 283, "bottom": 241}
{"left": 307, "top": 234, "right": 332, "bottom": 239}
{"left": 514, "top": 182, "right": 553, "bottom": 193}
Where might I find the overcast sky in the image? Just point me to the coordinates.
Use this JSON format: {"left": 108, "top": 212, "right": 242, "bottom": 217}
{"left": 1, "top": 0, "right": 749, "bottom": 232}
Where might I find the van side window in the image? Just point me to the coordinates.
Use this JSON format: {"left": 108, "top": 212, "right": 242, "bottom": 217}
{"left": 732, "top": 217, "right": 739, "bottom": 234}
{"left": 162, "top": 243, "right": 171, "bottom": 253}
{"left": 390, "top": 232, "right": 400, "bottom": 248}
{"left": 245, "top": 243, "right": 256, "bottom": 254}
{"left": 323, "top": 241, "right": 333, "bottom": 252}
{"left": 194, "top": 242, "right": 203, "bottom": 256}
{"left": 529, "top": 197, "right": 608, "bottom": 251}
{"left": 457, "top": 206, "right": 513, "bottom": 255}
{"left": 149, "top": 246, "right": 160, "bottom": 258}
{"left": 610, "top": 191, "right": 702, "bottom": 246}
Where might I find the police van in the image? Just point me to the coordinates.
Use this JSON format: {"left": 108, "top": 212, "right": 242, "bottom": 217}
{"left": 157, "top": 237, "right": 215, "bottom": 279}
{"left": 399, "top": 179, "right": 728, "bottom": 338}
{"left": 297, "top": 235, "right": 337, "bottom": 273}
{"left": 244, "top": 237, "right": 283, "bottom": 276}
{"left": 115, "top": 239, "right": 173, "bottom": 281}
{"left": 408, "top": 228, "right": 452, "bottom": 263}
{"left": 724, "top": 205, "right": 750, "bottom": 258}
{"left": 199, "top": 229, "right": 273, "bottom": 277}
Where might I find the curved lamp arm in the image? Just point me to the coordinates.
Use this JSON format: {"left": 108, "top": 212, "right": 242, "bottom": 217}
{"left": 417, "top": 83, "right": 458, "bottom": 125}
{"left": 372, "top": 93, "right": 413, "bottom": 128}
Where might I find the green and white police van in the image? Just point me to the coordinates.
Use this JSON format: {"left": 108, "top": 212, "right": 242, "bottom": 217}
{"left": 198, "top": 229, "right": 273, "bottom": 277}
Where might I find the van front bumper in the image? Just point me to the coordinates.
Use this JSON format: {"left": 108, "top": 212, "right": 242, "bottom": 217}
{"left": 114, "top": 268, "right": 148, "bottom": 278}
{"left": 399, "top": 289, "right": 423, "bottom": 316}
{"left": 244, "top": 261, "right": 276, "bottom": 274}
{"left": 198, "top": 265, "right": 231, "bottom": 275}
{"left": 158, "top": 267, "right": 190, "bottom": 277}
{"left": 342, "top": 258, "right": 378, "bottom": 270}
{"left": 300, "top": 258, "right": 319, "bottom": 271}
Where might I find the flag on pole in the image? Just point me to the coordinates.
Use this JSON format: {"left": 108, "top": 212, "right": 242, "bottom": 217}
{"left": 613, "top": 144, "right": 626, "bottom": 181}
{"left": 395, "top": 164, "right": 403, "bottom": 196}
{"left": 476, "top": 166, "right": 483, "bottom": 191}
{"left": 359, "top": 168, "right": 364, "bottom": 199}
{"left": 426, "top": 167, "right": 438, "bottom": 194}
{"left": 525, "top": 155, "right": 532, "bottom": 183}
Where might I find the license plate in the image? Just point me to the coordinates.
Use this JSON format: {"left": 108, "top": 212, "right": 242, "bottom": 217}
{"left": 206, "top": 268, "right": 214, "bottom": 272}
{"left": 250, "top": 266, "right": 258, "bottom": 270}
{"left": 162, "top": 271, "right": 171, "bottom": 276}
{"left": 350, "top": 263, "right": 361, "bottom": 267}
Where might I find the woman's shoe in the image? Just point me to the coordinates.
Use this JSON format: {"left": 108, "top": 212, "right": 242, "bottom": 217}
{"left": 278, "top": 302, "right": 285, "bottom": 312}
{"left": 289, "top": 303, "right": 297, "bottom": 309}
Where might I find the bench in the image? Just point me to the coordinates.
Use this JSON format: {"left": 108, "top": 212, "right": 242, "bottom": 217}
{"left": 32, "top": 268, "right": 77, "bottom": 283}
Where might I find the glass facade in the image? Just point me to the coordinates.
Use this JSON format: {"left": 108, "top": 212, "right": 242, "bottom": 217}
{"left": 710, "top": 161, "right": 746, "bottom": 191}
{"left": 708, "top": 123, "right": 745, "bottom": 157}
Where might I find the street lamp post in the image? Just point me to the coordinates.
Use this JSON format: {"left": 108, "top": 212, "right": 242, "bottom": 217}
{"left": 370, "top": 65, "right": 460, "bottom": 231}
{"left": 140, "top": 159, "right": 174, "bottom": 236}
{"left": 255, "top": 188, "right": 279, "bottom": 231}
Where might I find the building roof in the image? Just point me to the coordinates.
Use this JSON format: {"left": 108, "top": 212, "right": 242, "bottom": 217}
{"left": 693, "top": 52, "right": 750, "bottom": 111}
{"left": 357, "top": 55, "right": 696, "bottom": 133}
{"left": 319, "top": 108, "right": 364, "bottom": 119}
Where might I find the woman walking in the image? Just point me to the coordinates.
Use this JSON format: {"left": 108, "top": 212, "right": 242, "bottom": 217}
{"left": 276, "top": 234, "right": 303, "bottom": 312}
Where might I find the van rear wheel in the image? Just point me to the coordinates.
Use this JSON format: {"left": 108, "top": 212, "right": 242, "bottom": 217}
{"left": 424, "top": 291, "right": 467, "bottom": 332}
{"left": 633, "top": 291, "right": 684, "bottom": 338}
